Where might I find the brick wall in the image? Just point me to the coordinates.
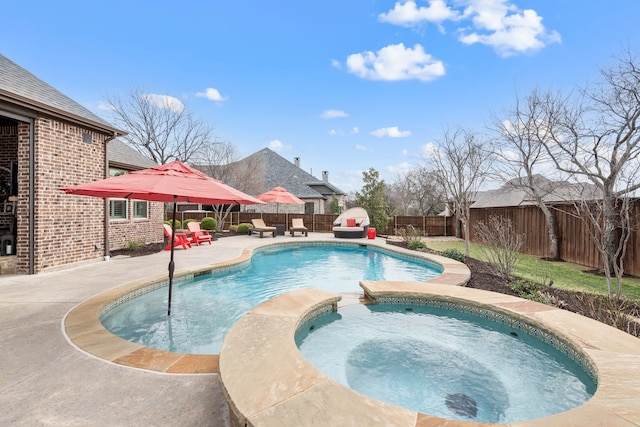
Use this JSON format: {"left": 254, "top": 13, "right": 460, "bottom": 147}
{"left": 22, "top": 117, "right": 107, "bottom": 272}
{"left": 1, "top": 117, "right": 166, "bottom": 273}
{"left": 109, "top": 200, "right": 164, "bottom": 250}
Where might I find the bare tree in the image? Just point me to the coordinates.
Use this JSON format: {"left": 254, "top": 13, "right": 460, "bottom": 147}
{"left": 406, "top": 165, "right": 447, "bottom": 215}
{"left": 105, "top": 88, "right": 217, "bottom": 164}
{"left": 195, "top": 142, "right": 264, "bottom": 231}
{"left": 428, "top": 128, "right": 494, "bottom": 256}
{"left": 387, "top": 173, "right": 413, "bottom": 216}
{"left": 491, "top": 88, "right": 566, "bottom": 260}
{"left": 474, "top": 215, "right": 524, "bottom": 279}
{"left": 540, "top": 49, "right": 640, "bottom": 300}
{"left": 388, "top": 166, "right": 447, "bottom": 216}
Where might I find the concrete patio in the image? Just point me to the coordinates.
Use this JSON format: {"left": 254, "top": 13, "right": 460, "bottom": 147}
{"left": 0, "top": 232, "right": 367, "bottom": 426}
{"left": 0, "top": 233, "right": 270, "bottom": 426}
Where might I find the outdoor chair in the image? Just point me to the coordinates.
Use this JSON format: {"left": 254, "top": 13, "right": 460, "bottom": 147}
{"left": 187, "top": 221, "right": 213, "bottom": 245}
{"left": 332, "top": 207, "right": 370, "bottom": 238}
{"left": 163, "top": 224, "right": 192, "bottom": 250}
{"left": 249, "top": 218, "right": 276, "bottom": 238}
{"left": 289, "top": 218, "right": 308, "bottom": 237}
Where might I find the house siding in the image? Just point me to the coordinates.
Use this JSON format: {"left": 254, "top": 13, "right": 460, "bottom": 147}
{"left": 27, "top": 117, "right": 108, "bottom": 273}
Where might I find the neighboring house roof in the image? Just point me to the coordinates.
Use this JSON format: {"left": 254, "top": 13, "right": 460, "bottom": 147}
{"left": 216, "top": 147, "right": 345, "bottom": 199}
{"left": 471, "top": 175, "right": 601, "bottom": 208}
{"left": 0, "top": 54, "right": 124, "bottom": 135}
{"left": 107, "top": 139, "right": 157, "bottom": 170}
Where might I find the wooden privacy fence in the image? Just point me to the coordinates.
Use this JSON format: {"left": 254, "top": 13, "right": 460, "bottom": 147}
{"left": 469, "top": 202, "right": 640, "bottom": 276}
{"left": 171, "top": 201, "right": 640, "bottom": 276}
{"left": 167, "top": 211, "right": 456, "bottom": 236}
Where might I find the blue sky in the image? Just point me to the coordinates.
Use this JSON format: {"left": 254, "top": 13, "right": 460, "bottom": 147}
{"left": 2, "top": 1, "right": 639, "bottom": 193}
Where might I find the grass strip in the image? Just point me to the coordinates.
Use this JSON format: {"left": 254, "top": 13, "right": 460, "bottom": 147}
{"left": 426, "top": 239, "right": 640, "bottom": 302}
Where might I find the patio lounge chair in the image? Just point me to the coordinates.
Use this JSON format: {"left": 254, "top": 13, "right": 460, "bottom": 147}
{"left": 187, "top": 221, "right": 213, "bottom": 245}
{"left": 163, "top": 224, "right": 192, "bottom": 250}
{"left": 289, "top": 218, "right": 308, "bottom": 237}
{"left": 332, "top": 207, "right": 370, "bottom": 238}
{"left": 250, "top": 218, "right": 276, "bottom": 238}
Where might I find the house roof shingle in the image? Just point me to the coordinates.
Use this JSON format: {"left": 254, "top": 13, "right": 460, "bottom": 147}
{"left": 107, "top": 139, "right": 157, "bottom": 170}
{"left": 215, "top": 147, "right": 345, "bottom": 199}
{"left": 471, "top": 175, "right": 601, "bottom": 208}
{"left": 0, "top": 54, "right": 124, "bottom": 135}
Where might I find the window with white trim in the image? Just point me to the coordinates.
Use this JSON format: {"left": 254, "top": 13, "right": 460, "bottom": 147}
{"left": 109, "top": 199, "right": 127, "bottom": 220}
{"left": 133, "top": 200, "right": 148, "bottom": 219}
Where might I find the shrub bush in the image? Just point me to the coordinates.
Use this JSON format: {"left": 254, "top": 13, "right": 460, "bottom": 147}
{"left": 124, "top": 240, "right": 145, "bottom": 251}
{"left": 183, "top": 218, "right": 196, "bottom": 226}
{"left": 474, "top": 215, "right": 523, "bottom": 279}
{"left": 164, "top": 219, "right": 181, "bottom": 229}
{"left": 440, "top": 248, "right": 465, "bottom": 263}
{"left": 200, "top": 217, "right": 217, "bottom": 231}
{"left": 228, "top": 224, "right": 238, "bottom": 232}
{"left": 407, "top": 237, "right": 427, "bottom": 250}
{"left": 236, "top": 223, "right": 252, "bottom": 234}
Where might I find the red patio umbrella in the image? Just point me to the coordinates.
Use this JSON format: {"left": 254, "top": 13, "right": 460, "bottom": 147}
{"left": 61, "top": 160, "right": 264, "bottom": 315}
{"left": 256, "top": 186, "right": 304, "bottom": 214}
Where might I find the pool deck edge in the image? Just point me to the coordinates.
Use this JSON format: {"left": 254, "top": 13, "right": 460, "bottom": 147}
{"left": 61, "top": 235, "right": 640, "bottom": 426}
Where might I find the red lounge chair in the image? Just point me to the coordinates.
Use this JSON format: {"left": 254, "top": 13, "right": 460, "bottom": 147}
{"left": 163, "top": 224, "right": 192, "bottom": 250}
{"left": 187, "top": 221, "right": 213, "bottom": 245}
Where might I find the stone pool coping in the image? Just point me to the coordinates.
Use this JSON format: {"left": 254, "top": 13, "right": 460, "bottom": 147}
{"left": 63, "top": 237, "right": 640, "bottom": 426}
{"left": 218, "top": 284, "right": 640, "bottom": 427}
{"left": 63, "top": 239, "right": 461, "bottom": 374}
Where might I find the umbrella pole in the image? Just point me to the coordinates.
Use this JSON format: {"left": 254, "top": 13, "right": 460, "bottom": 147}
{"left": 167, "top": 197, "right": 177, "bottom": 316}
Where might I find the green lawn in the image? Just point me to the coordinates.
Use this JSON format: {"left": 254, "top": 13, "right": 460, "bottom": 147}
{"left": 426, "top": 239, "right": 640, "bottom": 302}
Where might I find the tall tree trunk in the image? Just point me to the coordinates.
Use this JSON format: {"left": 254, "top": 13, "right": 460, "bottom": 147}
{"left": 602, "top": 194, "right": 619, "bottom": 299}
{"left": 463, "top": 218, "right": 471, "bottom": 257}
{"left": 539, "top": 203, "right": 560, "bottom": 260}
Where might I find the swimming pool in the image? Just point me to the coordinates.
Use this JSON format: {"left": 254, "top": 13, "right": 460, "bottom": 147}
{"left": 296, "top": 303, "right": 596, "bottom": 423}
{"left": 100, "top": 243, "right": 442, "bottom": 354}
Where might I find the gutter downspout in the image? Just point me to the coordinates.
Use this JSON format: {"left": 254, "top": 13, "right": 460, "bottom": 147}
{"left": 28, "top": 118, "right": 35, "bottom": 274}
{"left": 103, "top": 133, "right": 117, "bottom": 261}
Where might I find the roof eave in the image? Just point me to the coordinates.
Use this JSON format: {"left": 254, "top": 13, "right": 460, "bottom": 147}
{"left": 0, "top": 90, "right": 127, "bottom": 136}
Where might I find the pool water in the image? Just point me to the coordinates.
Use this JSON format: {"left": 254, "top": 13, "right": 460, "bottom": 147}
{"left": 296, "top": 303, "right": 596, "bottom": 424}
{"left": 100, "top": 244, "right": 441, "bottom": 354}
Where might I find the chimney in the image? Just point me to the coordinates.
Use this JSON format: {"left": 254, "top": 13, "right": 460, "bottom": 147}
{"left": 294, "top": 157, "right": 300, "bottom": 168}
{"left": 322, "top": 171, "right": 329, "bottom": 182}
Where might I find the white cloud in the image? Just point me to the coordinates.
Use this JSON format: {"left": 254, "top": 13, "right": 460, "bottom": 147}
{"left": 97, "top": 101, "right": 115, "bottom": 111}
{"left": 387, "top": 161, "right": 413, "bottom": 175}
{"left": 379, "top": 0, "right": 462, "bottom": 27}
{"left": 331, "top": 59, "right": 342, "bottom": 69}
{"left": 196, "top": 87, "right": 228, "bottom": 102}
{"left": 458, "top": 2, "right": 561, "bottom": 57}
{"left": 377, "top": 0, "right": 560, "bottom": 57}
{"left": 421, "top": 141, "right": 439, "bottom": 159}
{"left": 346, "top": 43, "right": 445, "bottom": 82}
{"left": 328, "top": 126, "right": 360, "bottom": 136}
{"left": 142, "top": 94, "right": 184, "bottom": 112}
{"left": 321, "top": 109, "right": 348, "bottom": 119}
{"left": 356, "top": 144, "right": 368, "bottom": 151}
{"left": 370, "top": 126, "right": 412, "bottom": 138}
{"left": 268, "top": 139, "right": 292, "bottom": 152}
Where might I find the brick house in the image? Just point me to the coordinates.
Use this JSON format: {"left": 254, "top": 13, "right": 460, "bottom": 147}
{"left": 106, "top": 139, "right": 164, "bottom": 253}
{"left": 0, "top": 54, "right": 162, "bottom": 274}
